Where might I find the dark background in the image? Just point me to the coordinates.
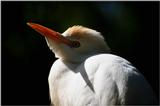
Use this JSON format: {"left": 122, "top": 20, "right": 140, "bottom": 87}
{"left": 2, "top": 1, "right": 159, "bottom": 105}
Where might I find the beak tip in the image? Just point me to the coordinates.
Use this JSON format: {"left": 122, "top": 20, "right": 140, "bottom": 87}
{"left": 27, "top": 22, "right": 36, "bottom": 27}
{"left": 27, "top": 22, "right": 32, "bottom": 26}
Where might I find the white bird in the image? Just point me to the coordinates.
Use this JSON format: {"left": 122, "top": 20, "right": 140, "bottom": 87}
{"left": 27, "top": 22, "right": 157, "bottom": 106}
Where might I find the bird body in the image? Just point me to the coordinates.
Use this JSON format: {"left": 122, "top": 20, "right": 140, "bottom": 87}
{"left": 27, "top": 23, "right": 157, "bottom": 106}
{"left": 48, "top": 54, "right": 155, "bottom": 106}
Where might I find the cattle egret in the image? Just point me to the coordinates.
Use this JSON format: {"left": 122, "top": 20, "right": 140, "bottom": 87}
{"left": 27, "top": 22, "right": 157, "bottom": 106}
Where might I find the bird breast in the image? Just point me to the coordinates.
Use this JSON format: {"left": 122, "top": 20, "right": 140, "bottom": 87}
{"left": 48, "top": 54, "right": 156, "bottom": 106}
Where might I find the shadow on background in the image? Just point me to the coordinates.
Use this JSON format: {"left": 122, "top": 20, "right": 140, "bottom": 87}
{"left": 2, "top": 1, "right": 159, "bottom": 105}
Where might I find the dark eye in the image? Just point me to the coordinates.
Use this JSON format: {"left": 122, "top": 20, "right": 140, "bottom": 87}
{"left": 71, "top": 41, "right": 81, "bottom": 48}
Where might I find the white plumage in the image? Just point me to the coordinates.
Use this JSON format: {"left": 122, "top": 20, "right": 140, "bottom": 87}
{"left": 27, "top": 23, "right": 157, "bottom": 106}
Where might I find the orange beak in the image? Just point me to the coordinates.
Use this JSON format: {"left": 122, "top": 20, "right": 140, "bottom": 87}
{"left": 27, "top": 22, "right": 74, "bottom": 47}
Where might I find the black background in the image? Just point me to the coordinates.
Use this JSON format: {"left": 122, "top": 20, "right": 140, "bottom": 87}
{"left": 2, "top": 1, "right": 159, "bottom": 105}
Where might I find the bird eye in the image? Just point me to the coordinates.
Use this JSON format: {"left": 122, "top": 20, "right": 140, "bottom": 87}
{"left": 71, "top": 41, "right": 81, "bottom": 48}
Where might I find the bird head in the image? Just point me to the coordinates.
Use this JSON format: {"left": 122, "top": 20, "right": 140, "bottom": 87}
{"left": 27, "top": 23, "right": 110, "bottom": 62}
